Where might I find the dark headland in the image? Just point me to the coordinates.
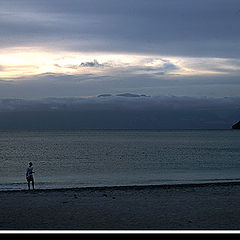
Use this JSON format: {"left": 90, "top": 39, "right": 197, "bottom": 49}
{"left": 232, "top": 121, "right": 240, "bottom": 129}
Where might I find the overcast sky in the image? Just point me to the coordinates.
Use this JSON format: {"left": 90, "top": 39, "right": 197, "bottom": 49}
{"left": 0, "top": 0, "right": 240, "bottom": 98}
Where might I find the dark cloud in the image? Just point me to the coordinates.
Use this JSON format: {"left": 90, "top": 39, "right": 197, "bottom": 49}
{"left": 1, "top": 0, "right": 240, "bottom": 57}
{"left": 0, "top": 95, "right": 239, "bottom": 129}
{"left": 54, "top": 60, "right": 107, "bottom": 69}
{"left": 80, "top": 60, "right": 104, "bottom": 67}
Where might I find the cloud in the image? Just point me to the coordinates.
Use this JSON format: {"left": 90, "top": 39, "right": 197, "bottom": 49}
{"left": 1, "top": 67, "right": 240, "bottom": 99}
{"left": 54, "top": 59, "right": 110, "bottom": 70}
{"left": 80, "top": 59, "right": 104, "bottom": 67}
{"left": 136, "top": 58, "right": 180, "bottom": 75}
{"left": 0, "top": 95, "right": 239, "bottom": 129}
{"left": 161, "top": 60, "right": 179, "bottom": 72}
{"left": 0, "top": 65, "right": 5, "bottom": 71}
{"left": 0, "top": 0, "right": 240, "bottom": 58}
{"left": 0, "top": 0, "right": 240, "bottom": 98}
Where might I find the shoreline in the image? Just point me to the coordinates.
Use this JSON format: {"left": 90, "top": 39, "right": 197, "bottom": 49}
{"left": 2, "top": 180, "right": 240, "bottom": 193}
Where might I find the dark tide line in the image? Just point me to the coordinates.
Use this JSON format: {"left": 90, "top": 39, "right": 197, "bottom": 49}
{"left": 1, "top": 180, "right": 240, "bottom": 194}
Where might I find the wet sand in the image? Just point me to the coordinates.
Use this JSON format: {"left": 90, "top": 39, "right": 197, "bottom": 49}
{"left": 1, "top": 182, "right": 240, "bottom": 231}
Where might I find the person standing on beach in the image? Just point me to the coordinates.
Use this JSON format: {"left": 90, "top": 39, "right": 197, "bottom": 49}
{"left": 26, "top": 162, "right": 35, "bottom": 190}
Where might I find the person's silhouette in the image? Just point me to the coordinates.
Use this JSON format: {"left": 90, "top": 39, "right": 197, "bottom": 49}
{"left": 26, "top": 162, "right": 35, "bottom": 190}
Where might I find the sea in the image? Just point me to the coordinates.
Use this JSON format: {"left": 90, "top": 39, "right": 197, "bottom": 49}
{"left": 0, "top": 129, "right": 240, "bottom": 191}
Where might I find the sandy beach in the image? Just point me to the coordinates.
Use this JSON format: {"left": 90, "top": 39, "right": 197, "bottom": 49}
{"left": 1, "top": 182, "right": 240, "bottom": 231}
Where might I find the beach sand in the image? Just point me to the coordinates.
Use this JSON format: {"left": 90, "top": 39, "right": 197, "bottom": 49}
{"left": 1, "top": 182, "right": 240, "bottom": 231}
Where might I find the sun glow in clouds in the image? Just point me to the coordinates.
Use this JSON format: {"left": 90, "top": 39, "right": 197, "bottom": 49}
{"left": 0, "top": 47, "right": 238, "bottom": 80}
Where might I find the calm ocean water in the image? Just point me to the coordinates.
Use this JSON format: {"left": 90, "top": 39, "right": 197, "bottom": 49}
{"left": 0, "top": 129, "right": 240, "bottom": 191}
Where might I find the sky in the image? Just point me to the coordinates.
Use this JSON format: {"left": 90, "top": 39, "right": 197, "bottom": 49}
{"left": 1, "top": 0, "right": 240, "bottom": 98}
